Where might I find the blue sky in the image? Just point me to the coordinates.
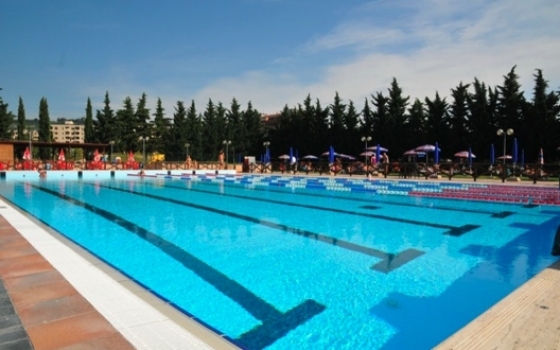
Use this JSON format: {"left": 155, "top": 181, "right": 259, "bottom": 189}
{"left": 1, "top": 0, "right": 559, "bottom": 120}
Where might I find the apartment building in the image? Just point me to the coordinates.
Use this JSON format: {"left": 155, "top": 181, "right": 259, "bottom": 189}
{"left": 50, "top": 120, "right": 84, "bottom": 143}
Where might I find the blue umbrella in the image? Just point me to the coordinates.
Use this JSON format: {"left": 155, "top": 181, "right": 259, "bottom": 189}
{"left": 289, "top": 147, "right": 294, "bottom": 161}
{"left": 434, "top": 142, "right": 440, "bottom": 164}
{"left": 512, "top": 138, "right": 518, "bottom": 163}
{"left": 265, "top": 147, "right": 271, "bottom": 163}
{"left": 468, "top": 146, "right": 473, "bottom": 166}
{"left": 376, "top": 143, "right": 381, "bottom": 163}
{"left": 329, "top": 146, "right": 335, "bottom": 164}
{"left": 490, "top": 144, "right": 495, "bottom": 164}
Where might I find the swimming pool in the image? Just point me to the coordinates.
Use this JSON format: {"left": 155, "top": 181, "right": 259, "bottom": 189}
{"left": 2, "top": 173, "right": 559, "bottom": 349}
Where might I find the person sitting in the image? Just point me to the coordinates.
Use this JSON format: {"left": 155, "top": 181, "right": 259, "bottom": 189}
{"left": 218, "top": 149, "right": 225, "bottom": 169}
{"left": 185, "top": 155, "right": 193, "bottom": 169}
{"left": 290, "top": 155, "right": 297, "bottom": 173}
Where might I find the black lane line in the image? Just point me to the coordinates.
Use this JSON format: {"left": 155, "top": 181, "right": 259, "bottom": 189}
{"left": 184, "top": 177, "right": 511, "bottom": 219}
{"left": 148, "top": 181, "right": 478, "bottom": 236}
{"left": 96, "top": 182, "right": 423, "bottom": 267}
{"left": 32, "top": 184, "right": 325, "bottom": 350}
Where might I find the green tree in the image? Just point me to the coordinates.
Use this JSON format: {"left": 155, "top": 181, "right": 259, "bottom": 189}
{"left": 185, "top": 100, "right": 202, "bottom": 161}
{"left": 386, "top": 78, "right": 410, "bottom": 156}
{"left": 497, "top": 66, "right": 525, "bottom": 136}
{"left": 310, "top": 97, "right": 329, "bottom": 154}
{"left": 227, "top": 98, "right": 242, "bottom": 162}
{"left": 0, "top": 95, "right": 14, "bottom": 139}
{"left": 151, "top": 98, "right": 169, "bottom": 154}
{"left": 360, "top": 98, "right": 374, "bottom": 139}
{"left": 329, "top": 92, "right": 346, "bottom": 148}
{"left": 525, "top": 69, "right": 560, "bottom": 159}
{"left": 424, "top": 92, "right": 449, "bottom": 149}
{"left": 344, "top": 100, "right": 361, "bottom": 155}
{"left": 168, "top": 101, "right": 187, "bottom": 161}
{"left": 405, "top": 98, "right": 426, "bottom": 149}
{"left": 241, "top": 101, "right": 263, "bottom": 157}
{"left": 37, "top": 97, "right": 51, "bottom": 159}
{"left": 84, "top": 98, "right": 94, "bottom": 143}
{"left": 94, "top": 91, "right": 116, "bottom": 144}
{"left": 371, "top": 92, "right": 389, "bottom": 148}
{"left": 448, "top": 82, "right": 471, "bottom": 153}
{"left": 116, "top": 97, "right": 137, "bottom": 152}
{"left": 201, "top": 99, "right": 221, "bottom": 161}
{"left": 16, "top": 97, "right": 26, "bottom": 141}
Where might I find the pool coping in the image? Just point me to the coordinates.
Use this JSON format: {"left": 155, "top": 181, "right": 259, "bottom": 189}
{"left": 0, "top": 198, "right": 240, "bottom": 350}
{"left": 1, "top": 174, "right": 560, "bottom": 349}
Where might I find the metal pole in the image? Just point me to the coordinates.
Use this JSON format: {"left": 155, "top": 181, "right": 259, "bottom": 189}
{"left": 502, "top": 134, "right": 506, "bottom": 166}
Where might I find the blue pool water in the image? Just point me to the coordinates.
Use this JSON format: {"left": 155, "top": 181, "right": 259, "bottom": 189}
{"left": 2, "top": 174, "right": 560, "bottom": 350}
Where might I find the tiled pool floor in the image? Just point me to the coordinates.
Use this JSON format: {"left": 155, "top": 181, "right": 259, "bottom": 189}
{"left": 1, "top": 176, "right": 560, "bottom": 349}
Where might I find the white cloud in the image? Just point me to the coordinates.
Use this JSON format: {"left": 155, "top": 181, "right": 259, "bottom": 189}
{"left": 188, "top": 0, "right": 560, "bottom": 113}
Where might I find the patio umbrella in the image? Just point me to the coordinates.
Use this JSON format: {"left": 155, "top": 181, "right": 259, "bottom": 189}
{"left": 415, "top": 144, "right": 440, "bottom": 153}
{"left": 22, "top": 147, "right": 31, "bottom": 160}
{"left": 360, "top": 151, "right": 375, "bottom": 157}
{"left": 496, "top": 155, "right": 512, "bottom": 160}
{"left": 338, "top": 154, "right": 356, "bottom": 160}
{"left": 375, "top": 143, "right": 381, "bottom": 163}
{"left": 521, "top": 149, "right": 525, "bottom": 167}
{"left": 329, "top": 146, "right": 335, "bottom": 164}
{"left": 490, "top": 144, "right": 495, "bottom": 164}
{"left": 366, "top": 145, "right": 388, "bottom": 153}
{"left": 403, "top": 149, "right": 420, "bottom": 156}
{"left": 265, "top": 147, "right": 271, "bottom": 162}
{"left": 454, "top": 151, "right": 477, "bottom": 158}
{"left": 467, "top": 146, "right": 473, "bottom": 166}
{"left": 539, "top": 148, "right": 544, "bottom": 165}
{"left": 434, "top": 142, "right": 440, "bottom": 164}
{"left": 278, "top": 154, "right": 290, "bottom": 160}
{"left": 301, "top": 155, "right": 318, "bottom": 160}
{"left": 289, "top": 147, "right": 294, "bottom": 162}
{"left": 58, "top": 148, "right": 65, "bottom": 161}
{"left": 512, "top": 138, "right": 518, "bottom": 163}
{"left": 415, "top": 144, "right": 440, "bottom": 163}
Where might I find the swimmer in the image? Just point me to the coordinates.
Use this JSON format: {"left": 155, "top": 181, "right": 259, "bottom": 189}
{"left": 38, "top": 167, "right": 47, "bottom": 178}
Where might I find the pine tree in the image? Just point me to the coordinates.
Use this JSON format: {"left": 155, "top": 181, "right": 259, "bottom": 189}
{"left": 386, "top": 78, "right": 410, "bottom": 155}
{"left": 227, "top": 98, "right": 242, "bottom": 162}
{"left": 17, "top": 97, "right": 26, "bottom": 141}
{"left": 37, "top": 97, "right": 51, "bottom": 159}
{"left": 182, "top": 100, "right": 201, "bottom": 161}
{"left": 201, "top": 99, "right": 219, "bottom": 161}
{"left": 94, "top": 92, "right": 116, "bottom": 144}
{"left": 116, "top": 97, "right": 137, "bottom": 152}
{"left": 84, "top": 98, "right": 94, "bottom": 143}
{"left": 424, "top": 92, "right": 449, "bottom": 147}
{"left": 152, "top": 98, "right": 169, "bottom": 154}
{"left": 168, "top": 101, "right": 187, "bottom": 161}
{"left": 0, "top": 95, "right": 14, "bottom": 140}
{"left": 449, "top": 82, "right": 470, "bottom": 153}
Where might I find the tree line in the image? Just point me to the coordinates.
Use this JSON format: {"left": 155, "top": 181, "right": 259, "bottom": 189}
{"left": 1, "top": 65, "right": 559, "bottom": 163}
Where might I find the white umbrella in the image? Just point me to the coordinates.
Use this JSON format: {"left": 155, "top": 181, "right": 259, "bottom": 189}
{"left": 301, "top": 155, "right": 318, "bottom": 160}
{"left": 454, "top": 151, "right": 477, "bottom": 158}
{"left": 278, "top": 154, "right": 290, "bottom": 160}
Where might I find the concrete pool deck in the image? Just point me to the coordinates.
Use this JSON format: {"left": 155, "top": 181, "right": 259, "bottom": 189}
{"left": 1, "top": 174, "right": 559, "bottom": 349}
